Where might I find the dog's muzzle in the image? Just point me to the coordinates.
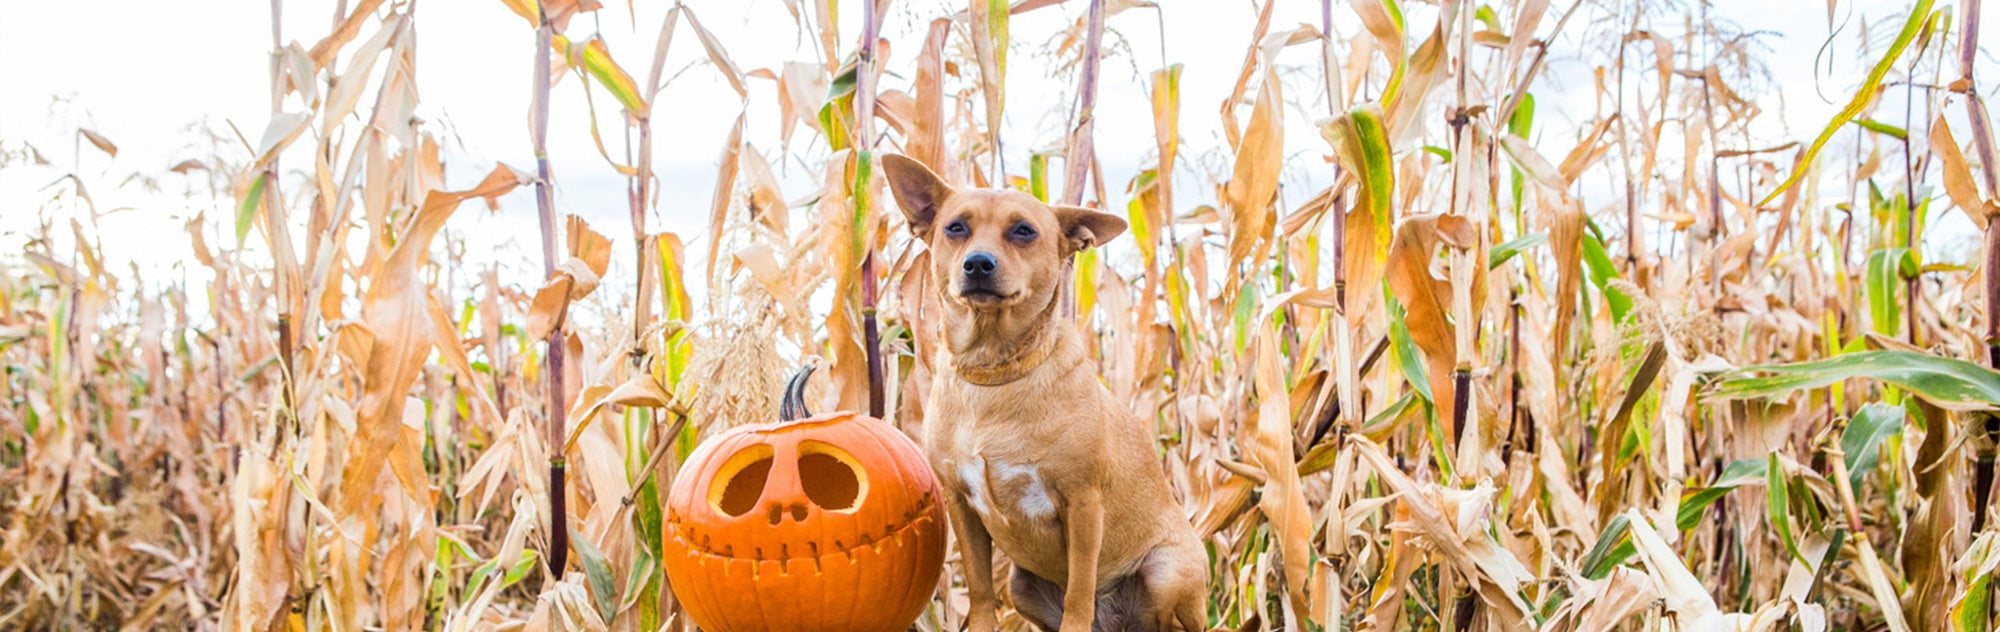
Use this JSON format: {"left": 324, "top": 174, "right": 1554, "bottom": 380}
{"left": 957, "top": 252, "right": 1007, "bottom": 302}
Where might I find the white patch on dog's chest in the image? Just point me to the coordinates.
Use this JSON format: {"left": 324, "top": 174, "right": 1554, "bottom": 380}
{"left": 957, "top": 457, "right": 1056, "bottom": 523}
{"left": 992, "top": 461, "right": 1055, "bottom": 518}
{"left": 956, "top": 462, "right": 993, "bottom": 514}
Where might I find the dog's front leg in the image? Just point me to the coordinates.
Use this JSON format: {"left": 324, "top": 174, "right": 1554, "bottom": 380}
{"left": 1059, "top": 487, "right": 1104, "bottom": 632}
{"left": 946, "top": 494, "right": 1000, "bottom": 632}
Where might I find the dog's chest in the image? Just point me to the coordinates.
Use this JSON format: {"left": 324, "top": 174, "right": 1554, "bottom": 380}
{"left": 930, "top": 388, "right": 1069, "bottom": 561}
{"left": 942, "top": 445, "right": 1070, "bottom": 580}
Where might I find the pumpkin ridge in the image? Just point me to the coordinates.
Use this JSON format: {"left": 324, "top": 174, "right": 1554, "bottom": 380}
{"left": 735, "top": 411, "right": 866, "bottom": 436}
{"left": 666, "top": 490, "right": 940, "bottom": 563}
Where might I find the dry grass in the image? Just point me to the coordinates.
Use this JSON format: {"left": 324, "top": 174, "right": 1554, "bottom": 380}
{"left": 3, "top": 0, "right": 1999, "bottom": 630}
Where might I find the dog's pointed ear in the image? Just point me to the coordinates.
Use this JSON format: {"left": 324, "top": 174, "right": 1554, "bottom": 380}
{"left": 881, "top": 153, "right": 951, "bottom": 238}
{"left": 1053, "top": 205, "right": 1128, "bottom": 254}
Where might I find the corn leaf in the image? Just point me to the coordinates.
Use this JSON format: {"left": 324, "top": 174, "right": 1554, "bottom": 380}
{"left": 1759, "top": 0, "right": 1935, "bottom": 206}
{"left": 1711, "top": 350, "right": 2000, "bottom": 412}
{"left": 1842, "top": 402, "right": 1906, "bottom": 490}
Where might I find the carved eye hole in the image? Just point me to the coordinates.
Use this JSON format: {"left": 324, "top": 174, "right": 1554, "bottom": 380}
{"left": 799, "top": 441, "right": 865, "bottom": 512}
{"left": 710, "top": 445, "right": 775, "bottom": 517}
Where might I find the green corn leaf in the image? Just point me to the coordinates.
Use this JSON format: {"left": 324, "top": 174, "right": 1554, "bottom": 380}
{"left": 1028, "top": 152, "right": 1048, "bottom": 201}
{"left": 558, "top": 35, "right": 647, "bottom": 116}
{"left": 1677, "top": 458, "right": 1770, "bottom": 531}
{"left": 1955, "top": 571, "right": 1994, "bottom": 632}
{"left": 1233, "top": 282, "right": 1258, "bottom": 353}
{"left": 1323, "top": 104, "right": 1395, "bottom": 268}
{"left": 1126, "top": 170, "right": 1158, "bottom": 267}
{"left": 1474, "top": 5, "right": 1501, "bottom": 31}
{"left": 1580, "top": 513, "right": 1635, "bottom": 580}
{"left": 1843, "top": 403, "right": 1906, "bottom": 490}
{"left": 1579, "top": 229, "right": 1632, "bottom": 321}
{"left": 1711, "top": 350, "right": 2000, "bottom": 412}
{"left": 1759, "top": 0, "right": 1935, "bottom": 206}
{"left": 1508, "top": 93, "right": 1535, "bottom": 222}
{"left": 1388, "top": 300, "right": 1432, "bottom": 404}
{"left": 1490, "top": 232, "right": 1548, "bottom": 269}
{"left": 1075, "top": 247, "right": 1099, "bottom": 318}
{"left": 571, "top": 529, "right": 619, "bottom": 622}
{"left": 1854, "top": 118, "right": 1909, "bottom": 140}
{"left": 1865, "top": 248, "right": 1916, "bottom": 336}
{"left": 502, "top": 550, "right": 539, "bottom": 587}
{"left": 237, "top": 171, "right": 268, "bottom": 246}
{"left": 1360, "top": 391, "right": 1418, "bottom": 436}
{"left": 1768, "top": 454, "right": 1807, "bottom": 565}
{"left": 851, "top": 150, "right": 873, "bottom": 264}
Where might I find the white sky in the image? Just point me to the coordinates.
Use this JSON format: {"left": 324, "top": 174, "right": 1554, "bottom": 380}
{"left": 3, "top": 0, "right": 1995, "bottom": 303}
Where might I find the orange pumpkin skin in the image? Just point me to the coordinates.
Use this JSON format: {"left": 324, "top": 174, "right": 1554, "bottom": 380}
{"left": 662, "top": 410, "right": 946, "bottom": 632}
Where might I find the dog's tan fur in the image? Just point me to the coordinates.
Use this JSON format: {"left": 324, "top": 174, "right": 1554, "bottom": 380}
{"left": 882, "top": 154, "right": 1207, "bottom": 632}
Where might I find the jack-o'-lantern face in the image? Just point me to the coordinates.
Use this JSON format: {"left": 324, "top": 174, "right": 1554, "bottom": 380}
{"left": 663, "top": 411, "right": 946, "bottom": 632}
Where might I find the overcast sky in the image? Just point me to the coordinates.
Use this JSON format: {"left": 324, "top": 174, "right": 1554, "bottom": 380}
{"left": 3, "top": 0, "right": 1994, "bottom": 301}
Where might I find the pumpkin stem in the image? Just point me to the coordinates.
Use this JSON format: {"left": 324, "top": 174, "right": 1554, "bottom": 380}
{"left": 781, "top": 363, "right": 816, "bottom": 422}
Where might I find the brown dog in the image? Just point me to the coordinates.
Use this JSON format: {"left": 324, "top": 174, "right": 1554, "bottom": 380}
{"left": 882, "top": 154, "right": 1208, "bottom": 632}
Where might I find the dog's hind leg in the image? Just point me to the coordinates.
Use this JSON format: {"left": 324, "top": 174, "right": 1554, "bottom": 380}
{"left": 1140, "top": 542, "right": 1210, "bottom": 631}
{"left": 1009, "top": 568, "right": 1066, "bottom": 632}
{"left": 1013, "top": 569, "right": 1159, "bottom": 632}
{"left": 1171, "top": 595, "right": 1205, "bottom": 632}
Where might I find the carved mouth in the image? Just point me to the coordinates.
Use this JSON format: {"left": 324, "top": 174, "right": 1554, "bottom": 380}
{"left": 666, "top": 491, "right": 940, "bottom": 565}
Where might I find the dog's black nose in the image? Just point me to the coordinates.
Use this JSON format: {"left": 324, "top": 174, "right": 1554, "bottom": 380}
{"left": 962, "top": 252, "right": 997, "bottom": 278}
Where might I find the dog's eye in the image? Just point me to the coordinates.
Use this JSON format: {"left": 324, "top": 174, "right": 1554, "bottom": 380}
{"left": 944, "top": 220, "right": 969, "bottom": 238}
{"left": 1009, "top": 223, "right": 1037, "bottom": 242}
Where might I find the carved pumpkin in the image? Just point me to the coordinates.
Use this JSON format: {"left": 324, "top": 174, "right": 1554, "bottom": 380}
{"left": 663, "top": 368, "right": 946, "bottom": 631}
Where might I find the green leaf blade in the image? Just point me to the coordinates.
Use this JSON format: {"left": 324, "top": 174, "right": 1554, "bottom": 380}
{"left": 1758, "top": 0, "right": 1936, "bottom": 206}
{"left": 1710, "top": 350, "right": 2000, "bottom": 412}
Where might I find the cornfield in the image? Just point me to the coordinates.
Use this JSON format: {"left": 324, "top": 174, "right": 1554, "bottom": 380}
{"left": 5, "top": 0, "right": 2000, "bottom": 629}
